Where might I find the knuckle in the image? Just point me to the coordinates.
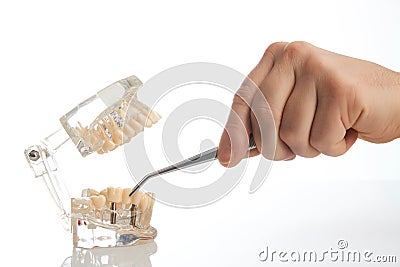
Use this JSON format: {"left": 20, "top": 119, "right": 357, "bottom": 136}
{"left": 226, "top": 113, "right": 248, "bottom": 135}
{"left": 319, "top": 67, "right": 356, "bottom": 101}
{"left": 251, "top": 95, "right": 272, "bottom": 113}
{"left": 264, "top": 42, "right": 287, "bottom": 58}
{"left": 325, "top": 72, "right": 348, "bottom": 95}
{"left": 304, "top": 54, "right": 325, "bottom": 74}
{"left": 232, "top": 93, "right": 249, "bottom": 109}
{"left": 236, "top": 83, "right": 255, "bottom": 105}
{"left": 283, "top": 41, "right": 311, "bottom": 60}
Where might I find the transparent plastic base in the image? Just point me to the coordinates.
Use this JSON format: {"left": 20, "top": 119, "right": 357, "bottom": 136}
{"left": 61, "top": 240, "right": 157, "bottom": 266}
{"left": 72, "top": 217, "right": 157, "bottom": 248}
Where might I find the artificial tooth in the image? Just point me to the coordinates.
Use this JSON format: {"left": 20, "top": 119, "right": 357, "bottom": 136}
{"left": 111, "top": 127, "right": 124, "bottom": 145}
{"left": 136, "top": 193, "right": 155, "bottom": 228}
{"left": 98, "top": 124, "right": 111, "bottom": 140}
{"left": 107, "top": 187, "right": 123, "bottom": 203}
{"left": 136, "top": 113, "right": 145, "bottom": 125}
{"left": 129, "top": 103, "right": 160, "bottom": 125}
{"left": 136, "top": 101, "right": 153, "bottom": 114}
{"left": 144, "top": 117, "right": 153, "bottom": 127}
{"left": 130, "top": 190, "right": 144, "bottom": 206}
{"left": 90, "top": 195, "right": 106, "bottom": 210}
{"left": 149, "top": 111, "right": 161, "bottom": 123}
{"left": 129, "top": 119, "right": 144, "bottom": 133}
{"left": 143, "top": 194, "right": 155, "bottom": 226}
{"left": 122, "top": 122, "right": 135, "bottom": 137}
{"left": 137, "top": 113, "right": 152, "bottom": 127}
{"left": 101, "top": 118, "right": 113, "bottom": 131}
{"left": 102, "top": 140, "right": 117, "bottom": 152}
{"left": 100, "top": 189, "right": 108, "bottom": 198}
{"left": 105, "top": 116, "right": 123, "bottom": 145}
{"left": 115, "top": 108, "right": 127, "bottom": 120}
{"left": 122, "top": 188, "right": 132, "bottom": 204}
{"left": 139, "top": 193, "right": 150, "bottom": 211}
{"left": 123, "top": 133, "right": 132, "bottom": 144}
{"left": 90, "top": 133, "right": 101, "bottom": 150}
{"left": 126, "top": 106, "right": 141, "bottom": 119}
{"left": 82, "top": 188, "right": 99, "bottom": 197}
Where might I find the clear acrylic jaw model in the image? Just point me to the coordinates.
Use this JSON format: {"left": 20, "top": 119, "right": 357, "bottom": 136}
{"left": 25, "top": 75, "right": 159, "bottom": 248}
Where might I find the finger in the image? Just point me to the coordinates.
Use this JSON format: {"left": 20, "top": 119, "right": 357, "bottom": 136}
{"left": 218, "top": 107, "right": 250, "bottom": 167}
{"left": 218, "top": 44, "right": 279, "bottom": 167}
{"left": 250, "top": 89, "right": 277, "bottom": 160}
{"left": 310, "top": 96, "right": 358, "bottom": 156}
{"left": 248, "top": 148, "right": 261, "bottom": 158}
{"left": 279, "top": 77, "right": 320, "bottom": 158}
{"left": 253, "top": 42, "right": 300, "bottom": 160}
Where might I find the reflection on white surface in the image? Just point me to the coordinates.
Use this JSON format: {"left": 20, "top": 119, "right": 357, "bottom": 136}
{"left": 61, "top": 241, "right": 157, "bottom": 267}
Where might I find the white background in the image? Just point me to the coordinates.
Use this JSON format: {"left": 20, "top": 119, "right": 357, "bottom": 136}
{"left": 1, "top": 0, "right": 400, "bottom": 266}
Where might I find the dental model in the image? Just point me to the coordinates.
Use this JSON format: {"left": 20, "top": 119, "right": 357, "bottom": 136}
{"left": 25, "top": 75, "right": 159, "bottom": 248}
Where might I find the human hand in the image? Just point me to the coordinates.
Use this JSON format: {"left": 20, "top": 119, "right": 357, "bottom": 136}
{"left": 218, "top": 41, "right": 400, "bottom": 166}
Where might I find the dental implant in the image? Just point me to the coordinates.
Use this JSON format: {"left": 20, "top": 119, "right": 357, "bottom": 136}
{"left": 107, "top": 187, "right": 122, "bottom": 224}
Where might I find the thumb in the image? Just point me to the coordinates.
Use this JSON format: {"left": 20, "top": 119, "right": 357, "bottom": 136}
{"left": 218, "top": 92, "right": 252, "bottom": 167}
{"left": 218, "top": 58, "right": 273, "bottom": 167}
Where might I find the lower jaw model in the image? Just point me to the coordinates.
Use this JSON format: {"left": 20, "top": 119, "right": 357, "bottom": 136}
{"left": 72, "top": 187, "right": 156, "bottom": 248}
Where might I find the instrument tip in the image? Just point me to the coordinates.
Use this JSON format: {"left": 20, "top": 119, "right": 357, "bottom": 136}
{"left": 129, "top": 185, "right": 139, "bottom": 197}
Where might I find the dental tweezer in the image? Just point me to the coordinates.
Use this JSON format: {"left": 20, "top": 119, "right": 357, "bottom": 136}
{"left": 129, "top": 134, "right": 257, "bottom": 197}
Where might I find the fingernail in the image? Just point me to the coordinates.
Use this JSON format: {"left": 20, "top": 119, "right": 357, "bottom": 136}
{"left": 284, "top": 156, "right": 296, "bottom": 161}
{"left": 219, "top": 158, "right": 231, "bottom": 165}
{"left": 218, "top": 150, "right": 231, "bottom": 165}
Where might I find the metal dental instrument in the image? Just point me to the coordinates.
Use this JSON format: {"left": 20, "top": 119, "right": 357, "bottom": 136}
{"left": 129, "top": 134, "right": 257, "bottom": 197}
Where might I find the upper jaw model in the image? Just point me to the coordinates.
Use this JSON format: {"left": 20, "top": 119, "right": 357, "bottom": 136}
{"left": 60, "top": 75, "right": 160, "bottom": 157}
